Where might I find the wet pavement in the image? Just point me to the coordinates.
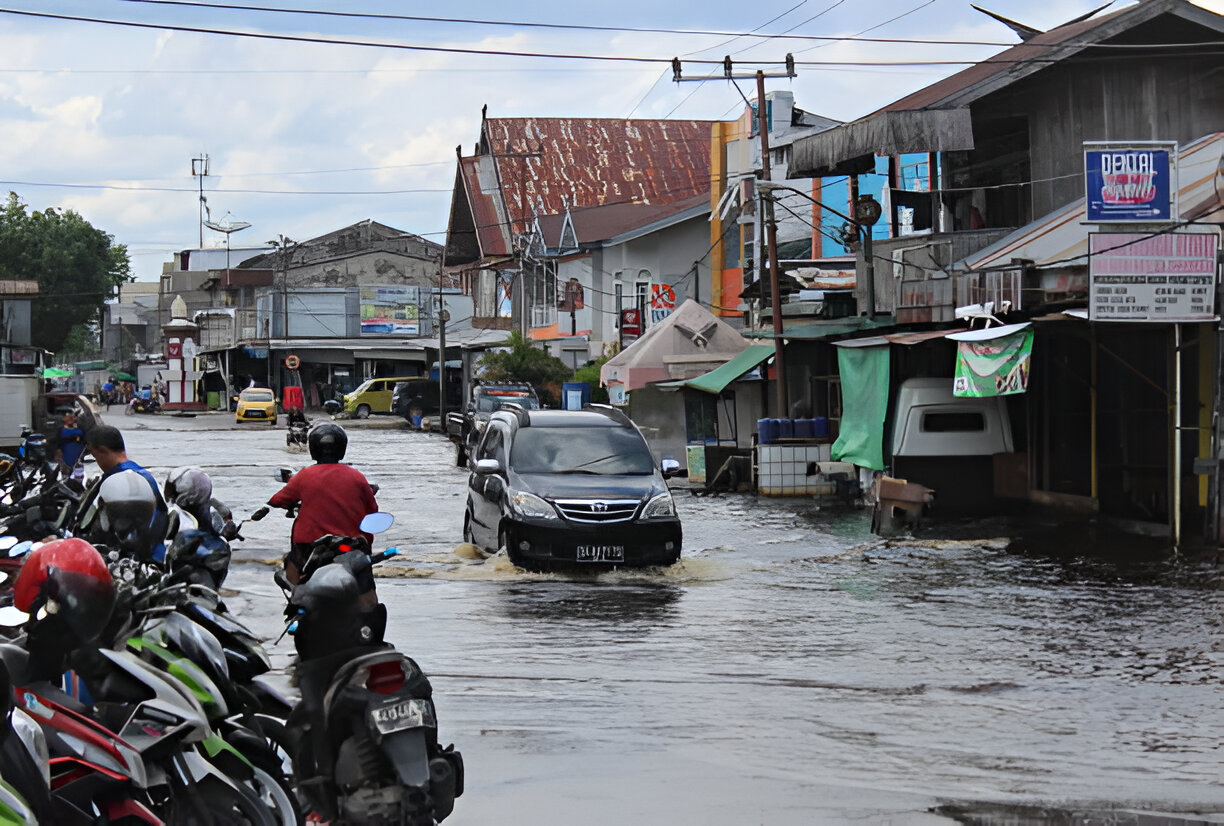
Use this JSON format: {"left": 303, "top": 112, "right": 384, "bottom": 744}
{"left": 112, "top": 412, "right": 1223, "bottom": 825}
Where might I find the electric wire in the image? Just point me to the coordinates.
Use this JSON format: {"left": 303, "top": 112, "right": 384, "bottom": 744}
{"left": 100, "top": 0, "right": 1224, "bottom": 51}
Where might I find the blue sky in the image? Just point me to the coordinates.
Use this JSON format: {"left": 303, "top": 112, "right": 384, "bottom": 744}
{"left": 0, "top": 0, "right": 1218, "bottom": 281}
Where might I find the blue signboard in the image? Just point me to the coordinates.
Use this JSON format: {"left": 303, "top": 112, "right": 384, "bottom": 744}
{"left": 1084, "top": 143, "right": 1176, "bottom": 223}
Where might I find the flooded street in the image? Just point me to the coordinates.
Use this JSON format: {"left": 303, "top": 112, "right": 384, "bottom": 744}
{"left": 116, "top": 413, "right": 1223, "bottom": 824}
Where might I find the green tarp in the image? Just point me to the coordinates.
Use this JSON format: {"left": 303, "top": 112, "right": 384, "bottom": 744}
{"left": 683, "top": 345, "right": 774, "bottom": 395}
{"left": 41, "top": 367, "right": 73, "bottom": 378}
{"left": 831, "top": 344, "right": 889, "bottom": 470}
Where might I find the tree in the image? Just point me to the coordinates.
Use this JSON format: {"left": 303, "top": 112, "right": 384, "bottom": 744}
{"left": 0, "top": 192, "right": 131, "bottom": 353}
{"left": 60, "top": 323, "right": 99, "bottom": 358}
{"left": 570, "top": 355, "right": 611, "bottom": 404}
{"left": 478, "top": 330, "right": 573, "bottom": 407}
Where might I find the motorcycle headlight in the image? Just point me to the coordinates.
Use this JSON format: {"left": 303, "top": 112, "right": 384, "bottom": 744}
{"left": 642, "top": 491, "right": 676, "bottom": 519}
{"left": 509, "top": 491, "right": 557, "bottom": 520}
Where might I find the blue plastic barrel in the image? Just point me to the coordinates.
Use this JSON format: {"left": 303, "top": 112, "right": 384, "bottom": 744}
{"left": 812, "top": 417, "right": 830, "bottom": 438}
{"left": 757, "top": 418, "right": 776, "bottom": 444}
{"left": 777, "top": 418, "right": 794, "bottom": 439}
{"left": 793, "top": 418, "right": 815, "bottom": 438}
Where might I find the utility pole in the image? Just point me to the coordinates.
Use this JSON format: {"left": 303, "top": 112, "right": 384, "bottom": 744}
{"left": 437, "top": 255, "right": 448, "bottom": 425}
{"left": 191, "top": 155, "right": 210, "bottom": 249}
{"left": 756, "top": 70, "right": 788, "bottom": 418}
{"left": 672, "top": 55, "right": 795, "bottom": 416}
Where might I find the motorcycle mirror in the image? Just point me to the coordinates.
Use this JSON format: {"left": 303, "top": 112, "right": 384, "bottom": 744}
{"left": 0, "top": 536, "right": 16, "bottom": 552}
{"left": 0, "top": 571, "right": 6, "bottom": 585}
{"left": 0, "top": 606, "right": 28, "bottom": 627}
{"left": 8, "top": 540, "right": 32, "bottom": 558}
{"left": 273, "top": 569, "right": 292, "bottom": 593}
{"left": 359, "top": 512, "right": 394, "bottom": 535}
{"left": 276, "top": 467, "right": 294, "bottom": 483}
{"left": 250, "top": 506, "right": 270, "bottom": 522}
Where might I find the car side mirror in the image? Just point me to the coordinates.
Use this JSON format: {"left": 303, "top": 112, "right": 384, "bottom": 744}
{"left": 474, "top": 458, "right": 501, "bottom": 475}
{"left": 661, "top": 458, "right": 682, "bottom": 478}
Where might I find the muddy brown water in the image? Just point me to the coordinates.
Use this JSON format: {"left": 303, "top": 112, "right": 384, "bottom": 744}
{"left": 114, "top": 414, "right": 1223, "bottom": 825}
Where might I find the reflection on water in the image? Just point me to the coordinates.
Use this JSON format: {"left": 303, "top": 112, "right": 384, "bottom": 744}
{"left": 492, "top": 582, "right": 683, "bottom": 627}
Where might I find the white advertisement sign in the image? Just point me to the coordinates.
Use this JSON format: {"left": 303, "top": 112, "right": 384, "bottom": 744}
{"left": 1088, "top": 233, "right": 1218, "bottom": 322}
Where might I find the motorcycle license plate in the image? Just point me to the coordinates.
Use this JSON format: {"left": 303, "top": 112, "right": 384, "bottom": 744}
{"left": 370, "top": 697, "right": 435, "bottom": 735}
{"left": 576, "top": 545, "right": 625, "bottom": 562}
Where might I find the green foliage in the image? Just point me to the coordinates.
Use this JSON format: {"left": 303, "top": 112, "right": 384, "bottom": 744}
{"left": 478, "top": 330, "right": 573, "bottom": 406}
{"left": 61, "top": 323, "right": 99, "bottom": 356}
{"left": 570, "top": 355, "right": 610, "bottom": 404}
{"left": 0, "top": 192, "right": 131, "bottom": 352}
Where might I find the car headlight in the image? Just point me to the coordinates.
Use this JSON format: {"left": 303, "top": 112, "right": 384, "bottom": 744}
{"left": 509, "top": 490, "right": 557, "bottom": 519}
{"left": 642, "top": 491, "right": 676, "bottom": 519}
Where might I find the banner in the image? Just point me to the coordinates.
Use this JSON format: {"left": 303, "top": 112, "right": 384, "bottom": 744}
{"left": 1084, "top": 142, "right": 1177, "bottom": 223}
{"left": 950, "top": 324, "right": 1033, "bottom": 397}
{"left": 360, "top": 287, "right": 419, "bottom": 335}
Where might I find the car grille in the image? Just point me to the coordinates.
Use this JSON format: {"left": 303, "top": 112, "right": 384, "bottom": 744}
{"left": 552, "top": 499, "right": 640, "bottom": 524}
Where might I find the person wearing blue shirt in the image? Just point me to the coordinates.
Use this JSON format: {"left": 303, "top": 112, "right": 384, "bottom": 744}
{"left": 84, "top": 425, "right": 169, "bottom": 561}
{"left": 55, "top": 411, "right": 86, "bottom": 481}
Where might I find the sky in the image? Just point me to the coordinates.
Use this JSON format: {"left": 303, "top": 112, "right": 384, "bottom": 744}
{"left": 0, "top": 0, "right": 1219, "bottom": 282}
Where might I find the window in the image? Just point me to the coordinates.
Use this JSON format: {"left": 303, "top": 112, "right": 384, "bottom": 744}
{"left": 922, "top": 411, "right": 985, "bottom": 432}
{"left": 478, "top": 427, "right": 506, "bottom": 464}
{"left": 509, "top": 426, "right": 654, "bottom": 475}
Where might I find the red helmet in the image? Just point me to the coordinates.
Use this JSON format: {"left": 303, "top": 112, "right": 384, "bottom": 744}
{"left": 12, "top": 538, "right": 115, "bottom": 641}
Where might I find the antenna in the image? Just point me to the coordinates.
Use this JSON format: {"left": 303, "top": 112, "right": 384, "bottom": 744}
{"left": 191, "top": 154, "right": 211, "bottom": 248}
{"left": 203, "top": 212, "right": 252, "bottom": 277}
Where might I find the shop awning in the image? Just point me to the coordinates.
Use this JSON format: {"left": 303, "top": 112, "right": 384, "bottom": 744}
{"left": 682, "top": 345, "right": 774, "bottom": 395}
{"left": 832, "top": 329, "right": 964, "bottom": 348}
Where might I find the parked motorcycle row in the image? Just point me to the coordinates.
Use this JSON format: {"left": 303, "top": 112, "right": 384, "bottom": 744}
{"left": 0, "top": 441, "right": 463, "bottom": 824}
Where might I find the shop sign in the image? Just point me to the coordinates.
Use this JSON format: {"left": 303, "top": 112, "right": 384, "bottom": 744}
{"left": 620, "top": 308, "right": 642, "bottom": 347}
{"left": 1089, "top": 232, "right": 1218, "bottom": 322}
{"left": 360, "top": 286, "right": 419, "bottom": 335}
{"left": 1084, "top": 142, "right": 1177, "bottom": 223}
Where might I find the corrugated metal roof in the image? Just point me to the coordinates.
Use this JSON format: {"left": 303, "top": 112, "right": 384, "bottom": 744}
{"left": 483, "top": 117, "right": 715, "bottom": 238}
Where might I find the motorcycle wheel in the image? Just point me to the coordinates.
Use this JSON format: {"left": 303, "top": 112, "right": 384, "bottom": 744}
{"left": 248, "top": 765, "right": 303, "bottom": 826}
{"left": 166, "top": 776, "right": 276, "bottom": 826}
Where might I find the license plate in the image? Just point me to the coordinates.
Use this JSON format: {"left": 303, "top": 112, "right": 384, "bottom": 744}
{"left": 576, "top": 545, "right": 625, "bottom": 562}
{"left": 245, "top": 410, "right": 265, "bottom": 417}
{"left": 370, "top": 698, "right": 435, "bottom": 735}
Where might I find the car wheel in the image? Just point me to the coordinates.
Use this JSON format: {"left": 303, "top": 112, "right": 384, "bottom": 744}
{"left": 355, "top": 404, "right": 371, "bottom": 419}
{"left": 462, "top": 511, "right": 475, "bottom": 546}
{"left": 499, "top": 528, "right": 523, "bottom": 568}
{"left": 269, "top": 417, "right": 277, "bottom": 427}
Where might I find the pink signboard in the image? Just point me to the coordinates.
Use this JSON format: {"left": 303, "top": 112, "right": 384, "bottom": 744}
{"left": 1088, "top": 233, "right": 1218, "bottom": 322}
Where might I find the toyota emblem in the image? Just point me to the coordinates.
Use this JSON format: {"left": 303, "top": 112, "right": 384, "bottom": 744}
{"left": 592, "top": 501, "right": 608, "bottom": 513}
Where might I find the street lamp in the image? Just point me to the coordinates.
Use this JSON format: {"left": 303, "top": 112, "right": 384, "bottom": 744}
{"left": 757, "top": 181, "right": 882, "bottom": 320}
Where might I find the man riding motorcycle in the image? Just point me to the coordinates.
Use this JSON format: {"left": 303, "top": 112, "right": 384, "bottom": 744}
{"left": 266, "top": 422, "right": 377, "bottom": 585}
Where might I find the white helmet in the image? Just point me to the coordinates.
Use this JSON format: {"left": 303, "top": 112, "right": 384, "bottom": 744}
{"left": 97, "top": 470, "right": 158, "bottom": 556}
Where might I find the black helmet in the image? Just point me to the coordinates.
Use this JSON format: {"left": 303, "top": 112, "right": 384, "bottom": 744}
{"left": 308, "top": 422, "right": 348, "bottom": 463}
{"left": 166, "top": 529, "right": 231, "bottom": 589}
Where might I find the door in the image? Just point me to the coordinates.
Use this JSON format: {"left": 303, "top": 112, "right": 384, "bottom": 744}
{"left": 369, "top": 380, "right": 394, "bottom": 413}
{"left": 468, "top": 425, "right": 508, "bottom": 549}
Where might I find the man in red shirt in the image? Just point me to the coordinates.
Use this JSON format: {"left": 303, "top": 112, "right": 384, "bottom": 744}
{"left": 268, "top": 422, "right": 377, "bottom": 583}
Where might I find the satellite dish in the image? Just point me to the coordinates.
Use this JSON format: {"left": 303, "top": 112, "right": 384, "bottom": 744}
{"left": 204, "top": 218, "right": 252, "bottom": 234}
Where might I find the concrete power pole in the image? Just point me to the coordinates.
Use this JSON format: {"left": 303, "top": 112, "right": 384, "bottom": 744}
{"left": 756, "top": 71, "right": 788, "bottom": 418}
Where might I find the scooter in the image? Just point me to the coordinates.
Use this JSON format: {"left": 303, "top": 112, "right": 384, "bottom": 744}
{"left": 285, "top": 411, "right": 309, "bottom": 451}
{"left": 275, "top": 513, "right": 463, "bottom": 825}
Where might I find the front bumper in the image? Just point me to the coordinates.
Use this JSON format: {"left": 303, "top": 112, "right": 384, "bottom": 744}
{"left": 502, "top": 518, "right": 682, "bottom": 568}
{"left": 236, "top": 407, "right": 274, "bottom": 421}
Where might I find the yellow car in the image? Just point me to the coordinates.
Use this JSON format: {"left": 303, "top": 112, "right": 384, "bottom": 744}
{"left": 235, "top": 387, "right": 278, "bottom": 426}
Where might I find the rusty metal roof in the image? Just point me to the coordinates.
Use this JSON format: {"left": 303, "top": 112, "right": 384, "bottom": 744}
{"left": 483, "top": 117, "right": 714, "bottom": 238}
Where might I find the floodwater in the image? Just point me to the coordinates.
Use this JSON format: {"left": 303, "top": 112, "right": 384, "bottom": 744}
{"left": 115, "top": 412, "right": 1223, "bottom": 825}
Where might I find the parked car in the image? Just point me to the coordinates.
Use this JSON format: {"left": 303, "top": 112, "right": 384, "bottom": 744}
{"left": 392, "top": 377, "right": 462, "bottom": 423}
{"left": 463, "top": 405, "right": 682, "bottom": 570}
{"left": 446, "top": 382, "right": 540, "bottom": 467}
{"left": 235, "top": 387, "right": 277, "bottom": 425}
{"left": 343, "top": 375, "right": 418, "bottom": 418}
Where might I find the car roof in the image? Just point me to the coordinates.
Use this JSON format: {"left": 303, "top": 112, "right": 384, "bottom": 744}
{"left": 493, "top": 407, "right": 630, "bottom": 429}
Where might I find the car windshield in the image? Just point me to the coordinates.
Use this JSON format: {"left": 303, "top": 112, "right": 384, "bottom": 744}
{"left": 477, "top": 394, "right": 539, "bottom": 413}
{"left": 510, "top": 426, "right": 654, "bottom": 475}
{"left": 241, "top": 390, "right": 275, "bottom": 402}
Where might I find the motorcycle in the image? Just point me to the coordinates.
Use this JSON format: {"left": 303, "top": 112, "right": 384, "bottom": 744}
{"left": 285, "top": 411, "right": 309, "bottom": 452}
{"left": 126, "top": 396, "right": 162, "bottom": 416}
{"left": 274, "top": 512, "right": 463, "bottom": 825}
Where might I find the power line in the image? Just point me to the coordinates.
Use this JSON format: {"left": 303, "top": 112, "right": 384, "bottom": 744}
{"left": 0, "top": 180, "right": 452, "bottom": 195}
{"left": 0, "top": 7, "right": 1209, "bottom": 69}
{"left": 100, "top": 0, "right": 1224, "bottom": 51}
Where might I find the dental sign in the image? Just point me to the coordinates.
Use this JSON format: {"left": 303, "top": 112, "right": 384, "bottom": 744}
{"left": 1084, "top": 142, "right": 1177, "bottom": 223}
